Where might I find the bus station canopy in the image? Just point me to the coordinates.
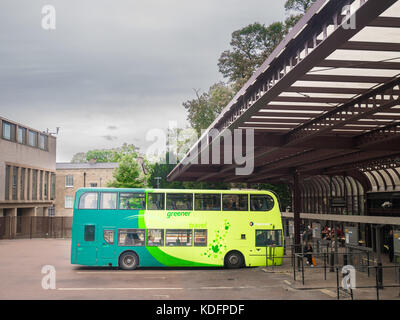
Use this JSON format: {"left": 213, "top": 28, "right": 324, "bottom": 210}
{"left": 168, "top": 0, "right": 400, "bottom": 189}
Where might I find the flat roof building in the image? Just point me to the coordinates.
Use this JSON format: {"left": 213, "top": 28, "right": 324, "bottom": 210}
{"left": 0, "top": 116, "right": 57, "bottom": 237}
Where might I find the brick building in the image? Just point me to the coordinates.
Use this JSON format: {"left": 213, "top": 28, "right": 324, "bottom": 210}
{"left": 55, "top": 161, "right": 118, "bottom": 216}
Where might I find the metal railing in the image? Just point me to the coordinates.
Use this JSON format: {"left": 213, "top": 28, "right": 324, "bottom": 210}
{"left": 0, "top": 216, "right": 72, "bottom": 239}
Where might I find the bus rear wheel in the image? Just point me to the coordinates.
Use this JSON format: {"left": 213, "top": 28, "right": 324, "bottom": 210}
{"left": 225, "top": 251, "right": 244, "bottom": 269}
{"left": 119, "top": 251, "right": 139, "bottom": 270}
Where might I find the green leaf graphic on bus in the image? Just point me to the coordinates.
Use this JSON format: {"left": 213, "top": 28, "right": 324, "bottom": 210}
{"left": 204, "top": 219, "right": 230, "bottom": 258}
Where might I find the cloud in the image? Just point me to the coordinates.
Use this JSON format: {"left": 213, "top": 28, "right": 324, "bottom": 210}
{"left": 101, "top": 135, "right": 118, "bottom": 141}
{"left": 0, "top": 0, "right": 286, "bottom": 162}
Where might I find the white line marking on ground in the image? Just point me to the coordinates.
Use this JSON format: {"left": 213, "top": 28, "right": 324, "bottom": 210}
{"left": 200, "top": 286, "right": 251, "bottom": 290}
{"left": 58, "top": 287, "right": 184, "bottom": 291}
{"left": 284, "top": 280, "right": 291, "bottom": 285}
{"left": 320, "top": 289, "right": 337, "bottom": 298}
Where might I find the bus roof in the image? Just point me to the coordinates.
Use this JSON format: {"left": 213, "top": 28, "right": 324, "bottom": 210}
{"left": 75, "top": 187, "right": 275, "bottom": 194}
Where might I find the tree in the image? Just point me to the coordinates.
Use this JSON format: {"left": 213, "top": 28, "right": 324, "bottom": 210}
{"left": 218, "top": 19, "right": 297, "bottom": 90}
{"left": 107, "top": 153, "right": 148, "bottom": 188}
{"left": 71, "top": 143, "right": 140, "bottom": 163}
{"left": 284, "top": 0, "right": 316, "bottom": 14}
{"left": 183, "top": 83, "right": 234, "bottom": 135}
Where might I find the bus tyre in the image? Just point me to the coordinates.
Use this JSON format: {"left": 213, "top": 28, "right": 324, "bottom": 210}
{"left": 119, "top": 251, "right": 139, "bottom": 270}
{"left": 225, "top": 251, "right": 244, "bottom": 269}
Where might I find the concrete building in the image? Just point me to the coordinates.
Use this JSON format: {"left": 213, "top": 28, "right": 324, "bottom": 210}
{"left": 55, "top": 161, "right": 118, "bottom": 216}
{"left": 0, "top": 116, "right": 57, "bottom": 235}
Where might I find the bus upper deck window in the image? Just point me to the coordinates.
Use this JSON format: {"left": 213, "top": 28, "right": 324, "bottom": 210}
{"left": 222, "top": 194, "right": 248, "bottom": 211}
{"left": 120, "top": 193, "right": 146, "bottom": 210}
{"left": 147, "top": 193, "right": 165, "bottom": 210}
{"left": 195, "top": 194, "right": 221, "bottom": 211}
{"left": 79, "top": 192, "right": 98, "bottom": 209}
{"left": 101, "top": 193, "right": 117, "bottom": 210}
{"left": 166, "top": 194, "right": 193, "bottom": 211}
{"left": 250, "top": 195, "right": 274, "bottom": 212}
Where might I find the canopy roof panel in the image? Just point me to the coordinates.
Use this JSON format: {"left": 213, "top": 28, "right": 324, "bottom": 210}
{"left": 168, "top": 0, "right": 400, "bottom": 191}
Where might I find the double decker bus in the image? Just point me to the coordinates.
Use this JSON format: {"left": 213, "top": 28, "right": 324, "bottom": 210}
{"left": 71, "top": 188, "right": 284, "bottom": 270}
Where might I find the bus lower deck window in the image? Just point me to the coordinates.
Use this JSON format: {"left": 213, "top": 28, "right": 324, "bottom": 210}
{"left": 194, "top": 230, "right": 207, "bottom": 246}
{"left": 118, "top": 229, "right": 145, "bottom": 246}
{"left": 166, "top": 229, "right": 192, "bottom": 246}
{"left": 147, "top": 229, "right": 164, "bottom": 246}
{"left": 255, "top": 230, "right": 282, "bottom": 247}
{"left": 84, "top": 225, "right": 95, "bottom": 242}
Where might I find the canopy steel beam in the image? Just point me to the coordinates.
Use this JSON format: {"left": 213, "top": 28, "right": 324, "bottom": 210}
{"left": 167, "top": 0, "right": 399, "bottom": 183}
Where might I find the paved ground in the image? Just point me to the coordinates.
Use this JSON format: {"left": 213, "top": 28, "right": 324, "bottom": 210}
{"left": 0, "top": 239, "right": 334, "bottom": 300}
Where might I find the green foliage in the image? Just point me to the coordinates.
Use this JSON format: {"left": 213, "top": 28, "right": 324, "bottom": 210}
{"left": 217, "top": 20, "right": 297, "bottom": 89}
{"left": 183, "top": 83, "right": 234, "bottom": 135}
{"left": 284, "top": 0, "right": 317, "bottom": 14}
{"left": 148, "top": 153, "right": 229, "bottom": 190}
{"left": 71, "top": 143, "right": 139, "bottom": 163}
{"left": 107, "top": 153, "right": 147, "bottom": 188}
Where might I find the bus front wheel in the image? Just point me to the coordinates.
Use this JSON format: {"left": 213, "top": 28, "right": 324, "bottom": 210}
{"left": 119, "top": 251, "right": 139, "bottom": 270}
{"left": 224, "top": 251, "right": 244, "bottom": 269}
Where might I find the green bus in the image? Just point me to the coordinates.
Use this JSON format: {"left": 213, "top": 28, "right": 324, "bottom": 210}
{"left": 71, "top": 188, "right": 284, "bottom": 270}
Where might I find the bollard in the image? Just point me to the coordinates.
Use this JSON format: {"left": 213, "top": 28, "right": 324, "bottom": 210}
{"left": 324, "top": 252, "right": 327, "bottom": 280}
{"left": 376, "top": 266, "right": 380, "bottom": 300}
{"left": 330, "top": 252, "right": 335, "bottom": 272}
{"left": 377, "top": 262, "right": 383, "bottom": 289}
{"left": 336, "top": 267, "right": 340, "bottom": 300}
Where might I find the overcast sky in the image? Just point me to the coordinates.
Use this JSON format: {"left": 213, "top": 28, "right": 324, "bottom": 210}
{"left": 0, "top": 0, "right": 286, "bottom": 162}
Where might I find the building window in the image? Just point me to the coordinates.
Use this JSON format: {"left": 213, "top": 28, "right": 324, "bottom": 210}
{"left": 32, "top": 170, "right": 38, "bottom": 200}
{"left": 39, "top": 171, "right": 43, "bottom": 200}
{"left": 5, "top": 165, "right": 10, "bottom": 200}
{"left": 12, "top": 167, "right": 18, "bottom": 200}
{"left": 50, "top": 173, "right": 56, "bottom": 200}
{"left": 39, "top": 134, "right": 48, "bottom": 150}
{"left": 17, "top": 127, "right": 27, "bottom": 144}
{"left": 20, "top": 168, "right": 25, "bottom": 200}
{"left": 65, "top": 196, "right": 74, "bottom": 209}
{"left": 65, "top": 175, "right": 74, "bottom": 187}
{"left": 90, "top": 183, "right": 98, "bottom": 188}
{"left": 44, "top": 171, "right": 49, "bottom": 199}
{"left": 2, "top": 121, "right": 15, "bottom": 141}
{"left": 28, "top": 130, "right": 38, "bottom": 147}
{"left": 27, "top": 169, "right": 31, "bottom": 200}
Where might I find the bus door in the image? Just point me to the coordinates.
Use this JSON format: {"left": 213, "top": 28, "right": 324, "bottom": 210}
{"left": 100, "top": 228, "right": 116, "bottom": 260}
{"left": 77, "top": 224, "right": 97, "bottom": 265}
